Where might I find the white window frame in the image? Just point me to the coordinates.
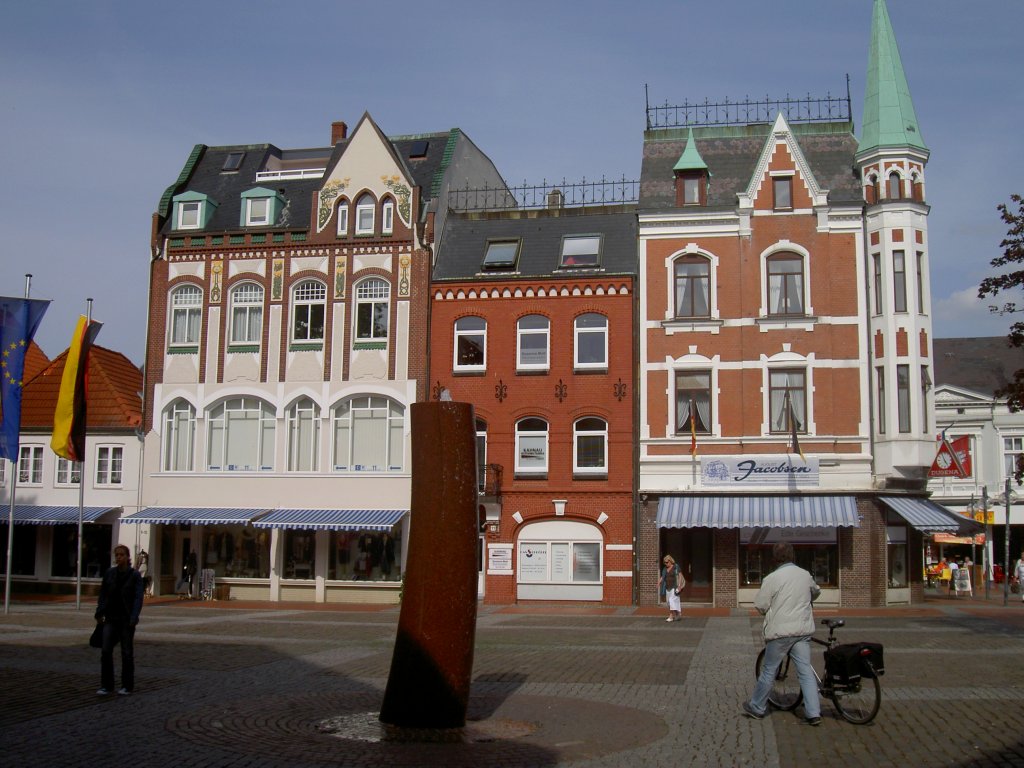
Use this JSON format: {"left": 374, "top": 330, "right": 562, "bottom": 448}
{"left": 18, "top": 445, "right": 44, "bottom": 485}
{"left": 229, "top": 282, "right": 264, "bottom": 345}
{"left": 55, "top": 457, "right": 81, "bottom": 486}
{"left": 382, "top": 199, "right": 394, "bottom": 234}
{"left": 573, "top": 417, "right": 608, "bottom": 474}
{"left": 206, "top": 397, "right": 276, "bottom": 472}
{"left": 178, "top": 200, "right": 202, "bottom": 229}
{"left": 559, "top": 234, "right": 601, "bottom": 267}
{"left": 287, "top": 397, "right": 321, "bottom": 472}
{"left": 355, "top": 194, "right": 375, "bottom": 235}
{"left": 336, "top": 200, "right": 350, "bottom": 235}
{"left": 766, "top": 254, "right": 805, "bottom": 316}
{"left": 292, "top": 280, "right": 326, "bottom": 343}
{"left": 162, "top": 400, "right": 196, "bottom": 472}
{"left": 453, "top": 316, "right": 486, "bottom": 372}
{"left": 245, "top": 197, "right": 270, "bottom": 226}
{"left": 515, "top": 417, "right": 549, "bottom": 475}
{"left": 768, "top": 368, "right": 807, "bottom": 434}
{"left": 1003, "top": 436, "right": 1024, "bottom": 482}
{"left": 95, "top": 445, "right": 124, "bottom": 486}
{"left": 355, "top": 278, "right": 390, "bottom": 342}
{"left": 331, "top": 396, "right": 405, "bottom": 472}
{"left": 169, "top": 284, "right": 202, "bottom": 347}
{"left": 516, "top": 315, "right": 550, "bottom": 371}
{"left": 574, "top": 313, "right": 608, "bottom": 369}
{"left": 893, "top": 250, "right": 907, "bottom": 313}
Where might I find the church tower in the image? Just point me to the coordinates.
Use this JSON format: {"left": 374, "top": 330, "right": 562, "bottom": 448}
{"left": 856, "top": 0, "right": 934, "bottom": 488}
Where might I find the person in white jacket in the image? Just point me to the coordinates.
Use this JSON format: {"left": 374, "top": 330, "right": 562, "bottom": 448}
{"left": 743, "top": 542, "right": 822, "bottom": 725}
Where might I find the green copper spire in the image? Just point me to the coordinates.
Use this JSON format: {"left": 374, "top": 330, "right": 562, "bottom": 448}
{"left": 860, "top": 0, "right": 926, "bottom": 153}
{"left": 673, "top": 128, "right": 708, "bottom": 172}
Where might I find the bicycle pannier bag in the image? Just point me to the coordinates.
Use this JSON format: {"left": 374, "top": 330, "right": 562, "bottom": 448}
{"left": 856, "top": 641, "right": 884, "bottom": 678}
{"left": 824, "top": 644, "right": 863, "bottom": 685}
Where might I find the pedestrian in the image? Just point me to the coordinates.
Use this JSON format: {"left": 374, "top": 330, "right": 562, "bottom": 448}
{"left": 1015, "top": 551, "right": 1024, "bottom": 603}
{"left": 743, "top": 542, "right": 822, "bottom": 726}
{"left": 658, "top": 554, "right": 684, "bottom": 622}
{"left": 95, "top": 544, "right": 144, "bottom": 695}
{"left": 948, "top": 559, "right": 959, "bottom": 596}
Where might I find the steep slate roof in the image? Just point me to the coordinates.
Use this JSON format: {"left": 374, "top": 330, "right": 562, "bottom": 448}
{"left": 640, "top": 122, "right": 861, "bottom": 211}
{"left": 20, "top": 345, "right": 142, "bottom": 431}
{"left": 933, "top": 337, "right": 1024, "bottom": 398}
{"left": 433, "top": 208, "right": 638, "bottom": 282}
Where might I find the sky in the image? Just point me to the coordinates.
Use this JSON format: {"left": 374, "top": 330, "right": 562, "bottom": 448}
{"left": 2, "top": 0, "right": 1022, "bottom": 364}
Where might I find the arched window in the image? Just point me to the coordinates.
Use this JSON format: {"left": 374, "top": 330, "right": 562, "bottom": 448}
{"left": 162, "top": 399, "right": 195, "bottom": 471}
{"left": 674, "top": 255, "right": 710, "bottom": 318}
{"left": 207, "top": 397, "right": 275, "bottom": 471}
{"left": 887, "top": 171, "right": 902, "bottom": 200}
{"left": 332, "top": 396, "right": 404, "bottom": 472}
{"left": 336, "top": 197, "right": 350, "bottom": 235}
{"left": 454, "top": 316, "right": 486, "bottom": 371}
{"left": 292, "top": 280, "right": 326, "bottom": 342}
{"left": 382, "top": 198, "right": 395, "bottom": 234}
{"left": 517, "top": 314, "right": 549, "bottom": 370}
{"left": 287, "top": 397, "right": 320, "bottom": 472}
{"left": 229, "top": 282, "right": 264, "bottom": 345}
{"left": 574, "top": 313, "right": 608, "bottom": 368}
{"left": 766, "top": 254, "right": 805, "bottom": 316}
{"left": 515, "top": 417, "right": 549, "bottom": 475}
{"left": 573, "top": 417, "right": 608, "bottom": 474}
{"left": 169, "top": 284, "right": 202, "bottom": 347}
{"left": 356, "top": 193, "right": 376, "bottom": 235}
{"left": 355, "top": 278, "right": 390, "bottom": 341}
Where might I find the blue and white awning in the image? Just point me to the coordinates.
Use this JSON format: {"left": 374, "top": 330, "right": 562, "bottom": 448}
{"left": 253, "top": 509, "right": 407, "bottom": 531}
{"left": 4, "top": 506, "right": 120, "bottom": 525}
{"left": 879, "top": 496, "right": 972, "bottom": 533}
{"left": 122, "top": 508, "right": 270, "bottom": 526}
{"left": 656, "top": 495, "right": 859, "bottom": 529}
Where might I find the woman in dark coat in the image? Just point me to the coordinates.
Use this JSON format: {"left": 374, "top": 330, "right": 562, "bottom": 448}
{"left": 94, "top": 544, "right": 144, "bottom": 695}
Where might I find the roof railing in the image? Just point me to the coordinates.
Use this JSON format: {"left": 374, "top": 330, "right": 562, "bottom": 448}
{"left": 255, "top": 168, "right": 326, "bottom": 181}
{"left": 448, "top": 175, "right": 638, "bottom": 213}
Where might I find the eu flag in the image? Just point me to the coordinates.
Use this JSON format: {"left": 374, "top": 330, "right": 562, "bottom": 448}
{"left": 0, "top": 296, "right": 50, "bottom": 461}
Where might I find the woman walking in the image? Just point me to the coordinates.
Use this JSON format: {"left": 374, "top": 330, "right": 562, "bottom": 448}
{"left": 659, "top": 555, "right": 684, "bottom": 622}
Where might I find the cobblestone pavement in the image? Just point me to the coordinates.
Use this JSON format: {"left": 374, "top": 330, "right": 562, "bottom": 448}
{"left": 1, "top": 594, "right": 1024, "bottom": 768}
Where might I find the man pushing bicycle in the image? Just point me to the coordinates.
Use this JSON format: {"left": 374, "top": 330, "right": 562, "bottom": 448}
{"left": 743, "top": 542, "right": 822, "bottom": 726}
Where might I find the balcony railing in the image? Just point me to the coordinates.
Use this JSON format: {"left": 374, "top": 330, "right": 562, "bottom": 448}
{"left": 448, "top": 176, "right": 638, "bottom": 213}
{"left": 255, "top": 168, "right": 326, "bottom": 181}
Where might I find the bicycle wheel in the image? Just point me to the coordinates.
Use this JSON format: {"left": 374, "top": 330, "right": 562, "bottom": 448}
{"left": 755, "top": 647, "right": 803, "bottom": 711}
{"left": 832, "top": 663, "right": 881, "bottom": 724}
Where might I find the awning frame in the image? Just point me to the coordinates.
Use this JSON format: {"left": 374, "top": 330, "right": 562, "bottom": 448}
{"left": 656, "top": 495, "right": 860, "bottom": 529}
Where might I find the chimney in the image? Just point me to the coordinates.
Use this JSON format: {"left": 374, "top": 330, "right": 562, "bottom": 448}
{"left": 331, "top": 121, "right": 348, "bottom": 144}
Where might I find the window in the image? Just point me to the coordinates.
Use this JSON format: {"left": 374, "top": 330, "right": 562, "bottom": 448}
{"left": 1004, "top": 437, "right": 1024, "bottom": 480}
{"left": 897, "top": 364, "right": 911, "bottom": 433}
{"left": 454, "top": 316, "right": 486, "bottom": 371}
{"left": 332, "top": 396, "right": 405, "bottom": 472}
{"left": 169, "top": 285, "right": 202, "bottom": 346}
{"left": 921, "top": 366, "right": 931, "bottom": 434}
{"left": 382, "top": 199, "right": 394, "bottom": 234}
{"left": 18, "top": 445, "right": 43, "bottom": 484}
{"left": 287, "top": 397, "right": 320, "bottom": 472}
{"left": 330, "top": 529, "right": 401, "bottom": 581}
{"left": 55, "top": 457, "right": 81, "bottom": 485}
{"left": 893, "top": 250, "right": 907, "bottom": 312}
{"left": 475, "top": 418, "right": 487, "bottom": 492}
{"left": 675, "top": 255, "right": 710, "bottom": 318}
{"left": 95, "top": 445, "right": 123, "bottom": 486}
{"left": 515, "top": 418, "right": 548, "bottom": 475}
{"left": 356, "top": 193, "right": 375, "bottom": 235}
{"left": 916, "top": 252, "right": 925, "bottom": 313}
{"left": 292, "top": 280, "right": 326, "bottom": 343}
{"left": 767, "top": 255, "right": 804, "bottom": 316}
{"left": 284, "top": 531, "right": 315, "bottom": 580}
{"left": 887, "top": 525, "right": 908, "bottom": 588}
{"left": 482, "top": 239, "right": 520, "bottom": 270}
{"left": 207, "top": 398, "right": 276, "bottom": 471}
{"left": 178, "top": 201, "right": 201, "bottom": 229}
{"left": 200, "top": 525, "right": 269, "bottom": 579}
{"left": 683, "top": 176, "right": 701, "bottom": 205}
{"left": 573, "top": 417, "right": 607, "bottom": 474}
{"left": 247, "top": 198, "right": 269, "bottom": 226}
{"left": 574, "top": 313, "right": 608, "bottom": 369}
{"left": 355, "top": 279, "right": 390, "bottom": 341}
{"left": 222, "top": 151, "right": 245, "bottom": 171}
{"left": 773, "top": 176, "right": 793, "bottom": 209}
{"left": 0, "top": 460, "right": 5, "bottom": 486}
{"left": 517, "top": 315, "right": 550, "bottom": 370}
{"left": 229, "top": 283, "right": 263, "bottom": 345}
{"left": 51, "top": 523, "right": 110, "bottom": 578}
{"left": 162, "top": 400, "right": 195, "bottom": 471}
{"left": 872, "top": 254, "right": 882, "bottom": 314}
{"left": 517, "top": 521, "right": 602, "bottom": 586}
{"left": 676, "top": 371, "right": 711, "bottom": 433}
{"left": 887, "top": 171, "right": 902, "bottom": 199}
{"left": 876, "top": 367, "right": 886, "bottom": 435}
{"left": 560, "top": 235, "right": 601, "bottom": 267}
{"left": 769, "top": 370, "right": 806, "bottom": 433}
{"left": 336, "top": 200, "right": 350, "bottom": 235}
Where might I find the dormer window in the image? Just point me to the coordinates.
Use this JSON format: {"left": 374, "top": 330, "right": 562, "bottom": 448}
{"left": 482, "top": 239, "right": 520, "bottom": 271}
{"left": 172, "top": 191, "right": 216, "bottom": 231}
{"left": 674, "top": 172, "right": 706, "bottom": 206}
{"left": 240, "top": 187, "right": 281, "bottom": 228}
{"left": 772, "top": 176, "right": 793, "bottom": 210}
{"left": 179, "top": 201, "right": 201, "bottom": 229}
{"left": 246, "top": 197, "right": 269, "bottom": 226}
{"left": 560, "top": 235, "right": 601, "bottom": 268}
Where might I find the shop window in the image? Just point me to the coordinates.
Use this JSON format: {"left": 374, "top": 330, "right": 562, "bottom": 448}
{"left": 674, "top": 255, "right": 711, "bottom": 319}
{"left": 741, "top": 539, "right": 838, "bottom": 587}
{"left": 517, "top": 520, "right": 603, "bottom": 587}
{"left": 332, "top": 396, "right": 404, "bottom": 472}
{"left": 284, "top": 530, "right": 316, "bottom": 580}
{"left": 163, "top": 399, "right": 196, "bottom": 471}
{"left": 886, "top": 525, "right": 908, "bottom": 588}
{"left": 51, "top": 523, "right": 111, "bottom": 578}
{"left": 0, "top": 525, "right": 36, "bottom": 575}
{"left": 201, "top": 526, "right": 270, "bottom": 579}
{"left": 329, "top": 530, "right": 401, "bottom": 581}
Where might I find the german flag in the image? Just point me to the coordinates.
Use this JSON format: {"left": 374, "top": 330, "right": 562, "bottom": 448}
{"left": 50, "top": 316, "right": 102, "bottom": 461}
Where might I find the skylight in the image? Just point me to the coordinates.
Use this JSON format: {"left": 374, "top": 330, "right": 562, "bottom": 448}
{"left": 560, "top": 235, "right": 602, "bottom": 267}
{"left": 222, "top": 151, "right": 245, "bottom": 171}
{"left": 482, "top": 240, "right": 520, "bottom": 270}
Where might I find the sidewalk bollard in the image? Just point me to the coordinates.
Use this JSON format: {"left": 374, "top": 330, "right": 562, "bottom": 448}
{"left": 379, "top": 401, "right": 478, "bottom": 728}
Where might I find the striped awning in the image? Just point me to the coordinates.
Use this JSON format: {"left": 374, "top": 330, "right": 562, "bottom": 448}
{"left": 122, "top": 508, "right": 270, "bottom": 525}
{"left": 253, "top": 509, "right": 407, "bottom": 531}
{"left": 879, "top": 496, "right": 973, "bottom": 533}
{"left": 656, "top": 495, "right": 859, "bottom": 529}
{"left": 4, "top": 506, "right": 120, "bottom": 525}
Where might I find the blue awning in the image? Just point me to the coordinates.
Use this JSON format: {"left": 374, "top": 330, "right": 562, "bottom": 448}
{"left": 253, "top": 509, "right": 407, "bottom": 531}
{"left": 4, "top": 506, "right": 120, "bottom": 525}
{"left": 122, "top": 508, "right": 270, "bottom": 525}
{"left": 879, "top": 496, "right": 974, "bottom": 533}
{"left": 656, "top": 495, "right": 859, "bottom": 529}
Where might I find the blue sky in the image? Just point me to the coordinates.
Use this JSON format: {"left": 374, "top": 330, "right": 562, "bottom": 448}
{"left": 2, "top": 0, "right": 1022, "bottom": 363}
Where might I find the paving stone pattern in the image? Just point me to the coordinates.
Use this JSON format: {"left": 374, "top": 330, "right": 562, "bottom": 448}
{"left": 1, "top": 600, "right": 1023, "bottom": 767}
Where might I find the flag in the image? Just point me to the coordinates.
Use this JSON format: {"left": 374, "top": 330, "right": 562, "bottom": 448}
{"left": 929, "top": 430, "right": 971, "bottom": 478}
{"left": 689, "top": 398, "right": 697, "bottom": 457}
{"left": 0, "top": 297, "right": 50, "bottom": 461}
{"left": 50, "top": 316, "right": 102, "bottom": 461}
{"left": 786, "top": 393, "right": 805, "bottom": 461}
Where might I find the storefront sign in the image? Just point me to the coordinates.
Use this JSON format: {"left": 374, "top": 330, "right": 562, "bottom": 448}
{"left": 519, "top": 544, "right": 548, "bottom": 581}
{"left": 701, "top": 456, "right": 820, "bottom": 488}
{"left": 740, "top": 527, "right": 836, "bottom": 545}
{"left": 487, "top": 545, "right": 513, "bottom": 573}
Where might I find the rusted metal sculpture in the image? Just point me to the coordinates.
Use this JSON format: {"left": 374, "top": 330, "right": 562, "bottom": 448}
{"left": 379, "top": 401, "right": 479, "bottom": 728}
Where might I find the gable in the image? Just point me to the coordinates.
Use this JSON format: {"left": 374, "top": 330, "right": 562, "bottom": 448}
{"left": 744, "top": 114, "right": 826, "bottom": 212}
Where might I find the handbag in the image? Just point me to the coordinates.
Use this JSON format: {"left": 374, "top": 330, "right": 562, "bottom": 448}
{"left": 89, "top": 622, "right": 103, "bottom": 649}
{"left": 1012, "top": 580, "right": 1020, "bottom": 595}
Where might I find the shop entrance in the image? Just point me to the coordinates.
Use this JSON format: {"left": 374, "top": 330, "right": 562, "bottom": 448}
{"left": 660, "top": 528, "right": 713, "bottom": 602}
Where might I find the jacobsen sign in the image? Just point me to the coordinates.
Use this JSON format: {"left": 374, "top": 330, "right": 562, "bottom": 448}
{"left": 701, "top": 456, "right": 820, "bottom": 488}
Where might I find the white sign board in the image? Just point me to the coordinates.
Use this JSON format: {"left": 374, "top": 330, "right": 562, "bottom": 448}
{"left": 701, "top": 456, "right": 820, "bottom": 488}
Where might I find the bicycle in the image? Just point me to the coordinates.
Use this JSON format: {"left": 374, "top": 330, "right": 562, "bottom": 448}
{"left": 754, "top": 618, "right": 883, "bottom": 724}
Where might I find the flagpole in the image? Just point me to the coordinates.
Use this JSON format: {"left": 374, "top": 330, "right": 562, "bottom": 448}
{"left": 5, "top": 274, "right": 33, "bottom": 615}
{"left": 75, "top": 299, "right": 93, "bottom": 610}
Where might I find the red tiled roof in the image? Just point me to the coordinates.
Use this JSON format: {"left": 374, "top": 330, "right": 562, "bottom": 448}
{"left": 23, "top": 341, "right": 50, "bottom": 382}
{"left": 21, "top": 345, "right": 142, "bottom": 430}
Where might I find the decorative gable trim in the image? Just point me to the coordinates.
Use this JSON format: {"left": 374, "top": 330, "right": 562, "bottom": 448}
{"left": 741, "top": 113, "right": 829, "bottom": 212}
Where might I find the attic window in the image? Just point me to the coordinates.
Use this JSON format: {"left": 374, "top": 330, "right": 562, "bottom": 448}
{"left": 772, "top": 176, "right": 793, "bottom": 210}
{"left": 482, "top": 240, "right": 520, "bottom": 270}
{"left": 222, "top": 152, "right": 245, "bottom": 172}
{"left": 408, "top": 140, "right": 429, "bottom": 159}
{"left": 560, "top": 235, "right": 601, "bottom": 268}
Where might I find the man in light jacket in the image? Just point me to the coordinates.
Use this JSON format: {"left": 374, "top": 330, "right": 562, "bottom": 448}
{"left": 743, "top": 542, "right": 822, "bottom": 725}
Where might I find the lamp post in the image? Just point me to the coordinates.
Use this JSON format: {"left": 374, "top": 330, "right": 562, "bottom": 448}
{"left": 982, "top": 485, "right": 990, "bottom": 600}
{"left": 1004, "top": 478, "right": 1012, "bottom": 606}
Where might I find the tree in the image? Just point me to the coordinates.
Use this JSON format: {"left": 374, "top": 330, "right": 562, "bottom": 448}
{"left": 978, "top": 194, "right": 1024, "bottom": 412}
